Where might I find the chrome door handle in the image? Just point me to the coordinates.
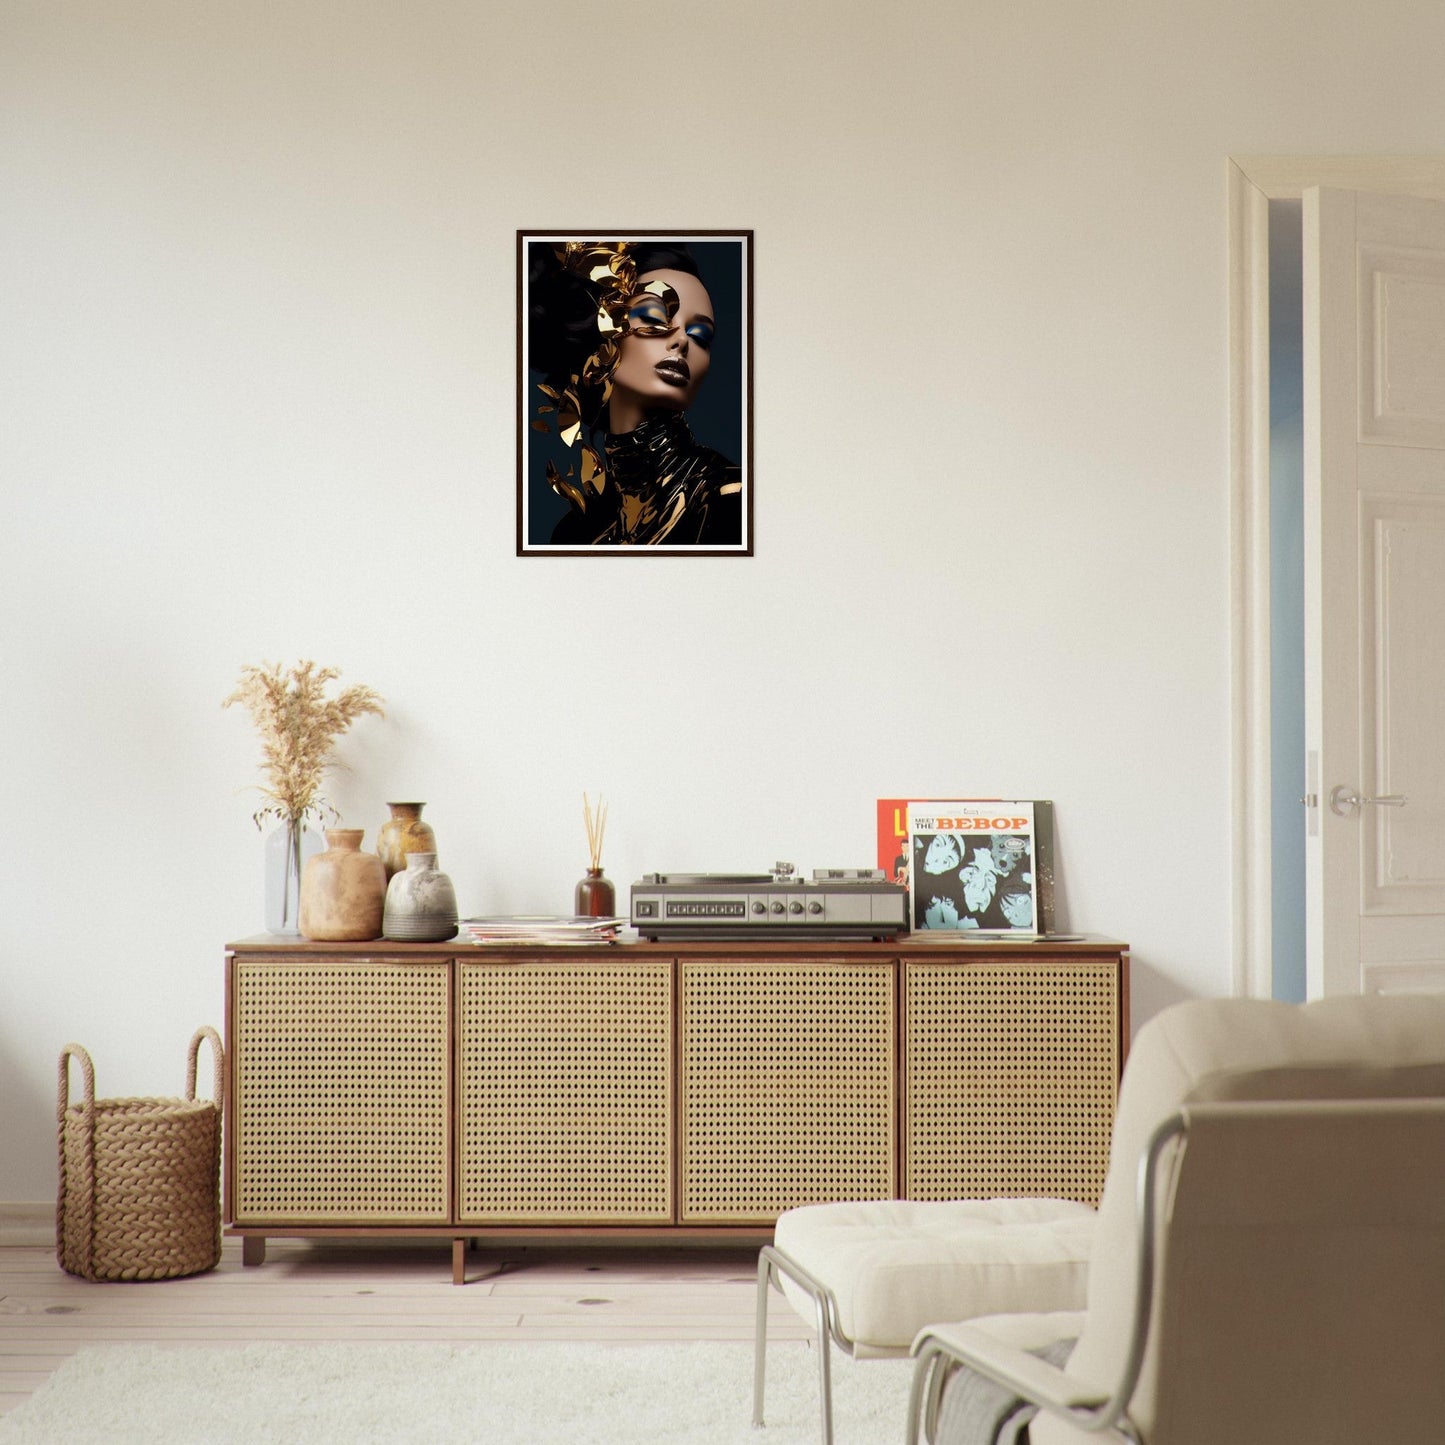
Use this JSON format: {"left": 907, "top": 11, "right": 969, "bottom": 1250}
{"left": 1329, "top": 785, "right": 1408, "bottom": 816}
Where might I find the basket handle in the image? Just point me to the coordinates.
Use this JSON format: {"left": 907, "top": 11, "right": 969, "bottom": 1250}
{"left": 57, "top": 1042, "right": 96, "bottom": 1123}
{"left": 186, "top": 1026, "right": 224, "bottom": 1108}
{"left": 56, "top": 1043, "right": 98, "bottom": 1276}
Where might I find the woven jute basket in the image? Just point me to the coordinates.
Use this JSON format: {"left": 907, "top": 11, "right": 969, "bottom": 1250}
{"left": 57, "top": 1026, "right": 224, "bottom": 1282}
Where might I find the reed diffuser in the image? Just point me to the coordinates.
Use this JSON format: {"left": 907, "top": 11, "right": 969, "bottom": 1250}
{"left": 575, "top": 792, "right": 616, "bottom": 918}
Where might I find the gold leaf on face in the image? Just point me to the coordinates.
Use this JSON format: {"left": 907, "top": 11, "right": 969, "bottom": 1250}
{"left": 641, "top": 278, "right": 680, "bottom": 320}
{"left": 622, "top": 279, "right": 680, "bottom": 339}
{"left": 537, "top": 383, "right": 560, "bottom": 399}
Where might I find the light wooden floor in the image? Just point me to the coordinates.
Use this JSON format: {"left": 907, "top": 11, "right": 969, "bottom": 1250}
{"left": 0, "top": 1238, "right": 810, "bottom": 1415}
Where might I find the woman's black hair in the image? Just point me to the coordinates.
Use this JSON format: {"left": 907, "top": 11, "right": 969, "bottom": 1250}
{"left": 627, "top": 242, "right": 700, "bottom": 279}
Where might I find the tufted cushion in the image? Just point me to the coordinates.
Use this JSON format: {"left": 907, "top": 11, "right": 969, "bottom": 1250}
{"left": 772, "top": 1197, "right": 1096, "bottom": 1355}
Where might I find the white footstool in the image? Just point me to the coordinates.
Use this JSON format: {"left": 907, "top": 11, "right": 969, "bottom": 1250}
{"left": 752, "top": 1198, "right": 1096, "bottom": 1445}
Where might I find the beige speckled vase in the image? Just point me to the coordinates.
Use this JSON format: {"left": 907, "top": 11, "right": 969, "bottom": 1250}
{"left": 376, "top": 802, "right": 438, "bottom": 880}
{"left": 299, "top": 829, "right": 386, "bottom": 941}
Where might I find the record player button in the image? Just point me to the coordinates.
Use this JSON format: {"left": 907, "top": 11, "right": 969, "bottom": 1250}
{"left": 752, "top": 901, "right": 766, "bottom": 914}
{"left": 770, "top": 901, "right": 785, "bottom": 915}
{"left": 808, "top": 901, "right": 824, "bottom": 915}
{"left": 789, "top": 901, "right": 804, "bottom": 915}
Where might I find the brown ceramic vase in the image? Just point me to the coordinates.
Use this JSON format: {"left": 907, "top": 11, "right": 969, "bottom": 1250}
{"left": 376, "top": 802, "right": 438, "bottom": 880}
{"left": 574, "top": 867, "right": 616, "bottom": 918}
{"left": 299, "top": 829, "right": 386, "bottom": 941}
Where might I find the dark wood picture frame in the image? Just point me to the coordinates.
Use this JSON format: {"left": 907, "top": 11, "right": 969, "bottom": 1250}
{"left": 517, "top": 230, "right": 753, "bottom": 556}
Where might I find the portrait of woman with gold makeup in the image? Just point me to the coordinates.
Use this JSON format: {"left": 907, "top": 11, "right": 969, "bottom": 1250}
{"left": 520, "top": 234, "right": 751, "bottom": 552}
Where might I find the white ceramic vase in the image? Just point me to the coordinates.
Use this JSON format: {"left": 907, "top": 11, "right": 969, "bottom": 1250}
{"left": 383, "top": 853, "right": 459, "bottom": 942}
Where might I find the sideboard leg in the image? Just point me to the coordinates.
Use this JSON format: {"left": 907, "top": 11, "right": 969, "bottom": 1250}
{"left": 452, "top": 1237, "right": 466, "bottom": 1285}
{"left": 241, "top": 1236, "right": 266, "bottom": 1268}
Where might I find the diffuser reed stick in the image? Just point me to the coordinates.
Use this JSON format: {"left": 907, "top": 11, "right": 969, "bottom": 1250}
{"left": 583, "top": 792, "right": 608, "bottom": 870}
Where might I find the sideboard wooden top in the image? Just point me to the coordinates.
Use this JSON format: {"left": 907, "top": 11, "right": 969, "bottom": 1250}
{"left": 227, "top": 933, "right": 1127, "bottom": 959}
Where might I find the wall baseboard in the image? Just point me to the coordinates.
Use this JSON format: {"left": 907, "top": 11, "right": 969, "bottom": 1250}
{"left": 0, "top": 1202, "right": 54, "bottom": 1247}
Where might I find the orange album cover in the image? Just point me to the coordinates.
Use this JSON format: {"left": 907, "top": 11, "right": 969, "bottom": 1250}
{"left": 876, "top": 798, "right": 913, "bottom": 885}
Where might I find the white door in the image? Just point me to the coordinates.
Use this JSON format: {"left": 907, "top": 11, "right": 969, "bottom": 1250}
{"left": 1305, "top": 186, "right": 1445, "bottom": 996}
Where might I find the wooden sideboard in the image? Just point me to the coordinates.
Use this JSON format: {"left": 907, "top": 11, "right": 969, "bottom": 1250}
{"left": 224, "top": 935, "right": 1128, "bottom": 1282}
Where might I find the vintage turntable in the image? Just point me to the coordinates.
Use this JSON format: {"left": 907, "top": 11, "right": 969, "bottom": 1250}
{"left": 630, "top": 862, "right": 907, "bottom": 941}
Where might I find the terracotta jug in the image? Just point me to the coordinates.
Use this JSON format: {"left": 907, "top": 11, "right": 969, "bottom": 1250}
{"left": 299, "top": 829, "right": 386, "bottom": 941}
{"left": 376, "top": 802, "right": 438, "bottom": 880}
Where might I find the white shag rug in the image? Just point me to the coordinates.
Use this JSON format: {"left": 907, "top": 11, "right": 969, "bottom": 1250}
{"left": 0, "top": 1340, "right": 915, "bottom": 1444}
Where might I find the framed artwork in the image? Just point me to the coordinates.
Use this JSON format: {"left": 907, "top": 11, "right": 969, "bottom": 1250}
{"left": 517, "top": 230, "right": 753, "bottom": 555}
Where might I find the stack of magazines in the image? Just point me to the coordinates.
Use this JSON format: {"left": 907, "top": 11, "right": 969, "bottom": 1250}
{"left": 458, "top": 915, "right": 628, "bottom": 945}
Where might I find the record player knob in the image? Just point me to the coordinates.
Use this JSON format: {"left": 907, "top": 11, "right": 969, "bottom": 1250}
{"left": 788, "top": 901, "right": 804, "bottom": 915}
{"left": 770, "top": 901, "right": 786, "bottom": 915}
{"left": 808, "top": 901, "right": 824, "bottom": 915}
{"left": 752, "top": 901, "right": 766, "bottom": 915}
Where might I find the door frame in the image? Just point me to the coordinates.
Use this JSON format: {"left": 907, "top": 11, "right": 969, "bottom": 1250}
{"left": 1228, "top": 156, "right": 1445, "bottom": 999}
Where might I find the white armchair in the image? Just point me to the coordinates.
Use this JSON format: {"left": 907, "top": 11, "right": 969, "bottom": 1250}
{"left": 907, "top": 993, "right": 1445, "bottom": 1445}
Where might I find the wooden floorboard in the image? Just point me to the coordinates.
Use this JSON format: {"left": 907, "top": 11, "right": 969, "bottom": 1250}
{"left": 0, "top": 1239, "right": 808, "bottom": 1414}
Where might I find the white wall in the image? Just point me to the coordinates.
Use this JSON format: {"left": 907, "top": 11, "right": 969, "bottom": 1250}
{"left": 4, "top": 0, "right": 1444, "bottom": 1201}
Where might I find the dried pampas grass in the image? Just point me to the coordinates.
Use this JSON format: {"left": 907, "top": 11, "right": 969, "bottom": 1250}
{"left": 223, "top": 660, "right": 384, "bottom": 827}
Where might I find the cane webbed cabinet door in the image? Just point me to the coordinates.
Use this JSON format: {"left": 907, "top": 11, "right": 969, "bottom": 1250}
{"left": 231, "top": 956, "right": 451, "bottom": 1224}
{"left": 903, "top": 956, "right": 1120, "bottom": 1205}
{"left": 456, "top": 957, "right": 674, "bottom": 1224}
{"left": 678, "top": 956, "right": 896, "bottom": 1222}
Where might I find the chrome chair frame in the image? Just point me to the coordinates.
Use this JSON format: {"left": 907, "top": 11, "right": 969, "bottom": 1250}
{"left": 753, "top": 1242, "right": 885, "bottom": 1445}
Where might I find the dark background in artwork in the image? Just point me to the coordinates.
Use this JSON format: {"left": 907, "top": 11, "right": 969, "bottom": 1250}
{"left": 524, "top": 238, "right": 746, "bottom": 545}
